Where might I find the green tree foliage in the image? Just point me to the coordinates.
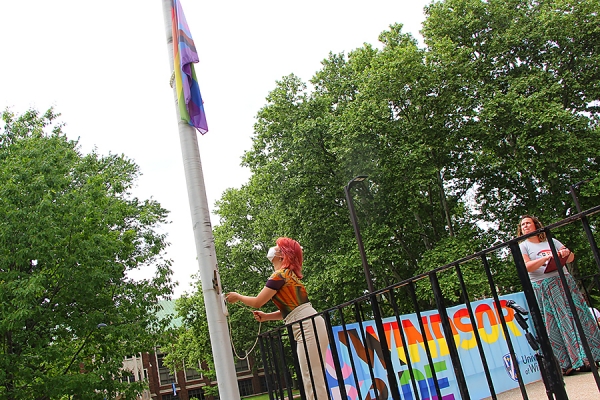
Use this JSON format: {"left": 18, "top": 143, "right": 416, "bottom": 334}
{"left": 161, "top": 285, "right": 220, "bottom": 398}
{"left": 134, "top": 5, "right": 594, "bottom": 377}
{"left": 0, "top": 109, "right": 174, "bottom": 400}
{"left": 423, "top": 0, "right": 600, "bottom": 229}
{"left": 161, "top": 281, "right": 265, "bottom": 398}
{"left": 211, "top": 0, "right": 600, "bottom": 318}
{"left": 421, "top": 0, "right": 600, "bottom": 279}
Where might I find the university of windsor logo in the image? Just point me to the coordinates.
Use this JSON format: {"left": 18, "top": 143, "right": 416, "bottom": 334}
{"left": 503, "top": 354, "right": 518, "bottom": 381}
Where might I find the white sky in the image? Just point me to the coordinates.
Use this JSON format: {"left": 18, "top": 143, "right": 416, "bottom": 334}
{"left": 0, "top": 0, "right": 430, "bottom": 297}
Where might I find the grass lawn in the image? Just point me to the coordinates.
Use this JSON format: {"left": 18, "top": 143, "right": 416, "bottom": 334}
{"left": 243, "top": 389, "right": 299, "bottom": 400}
{"left": 243, "top": 394, "right": 270, "bottom": 400}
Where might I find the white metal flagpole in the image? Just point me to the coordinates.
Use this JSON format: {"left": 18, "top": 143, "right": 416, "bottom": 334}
{"left": 160, "top": 0, "right": 240, "bottom": 398}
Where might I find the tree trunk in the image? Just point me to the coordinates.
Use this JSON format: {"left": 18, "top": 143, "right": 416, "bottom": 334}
{"left": 436, "top": 168, "right": 454, "bottom": 237}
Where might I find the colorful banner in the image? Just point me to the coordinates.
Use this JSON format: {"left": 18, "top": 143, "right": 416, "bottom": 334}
{"left": 325, "top": 292, "right": 541, "bottom": 399}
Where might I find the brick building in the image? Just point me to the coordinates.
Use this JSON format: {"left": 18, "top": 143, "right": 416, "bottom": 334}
{"left": 122, "top": 300, "right": 268, "bottom": 399}
{"left": 140, "top": 351, "right": 267, "bottom": 399}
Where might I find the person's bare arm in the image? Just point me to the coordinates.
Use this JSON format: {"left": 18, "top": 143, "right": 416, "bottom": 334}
{"left": 559, "top": 246, "right": 575, "bottom": 263}
{"left": 226, "top": 286, "right": 277, "bottom": 308}
{"left": 253, "top": 310, "right": 282, "bottom": 322}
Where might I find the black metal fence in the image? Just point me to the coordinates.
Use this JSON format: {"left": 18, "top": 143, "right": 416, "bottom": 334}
{"left": 258, "top": 205, "right": 600, "bottom": 400}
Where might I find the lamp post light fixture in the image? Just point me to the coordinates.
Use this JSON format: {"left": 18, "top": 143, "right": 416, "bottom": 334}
{"left": 344, "top": 175, "right": 375, "bottom": 293}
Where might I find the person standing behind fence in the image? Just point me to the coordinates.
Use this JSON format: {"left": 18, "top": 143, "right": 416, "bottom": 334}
{"left": 590, "top": 307, "right": 600, "bottom": 325}
{"left": 518, "top": 215, "right": 600, "bottom": 376}
{"left": 226, "top": 237, "right": 329, "bottom": 399}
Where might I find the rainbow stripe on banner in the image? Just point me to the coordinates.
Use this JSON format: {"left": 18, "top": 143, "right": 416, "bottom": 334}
{"left": 172, "top": 0, "right": 208, "bottom": 134}
{"left": 325, "top": 292, "right": 541, "bottom": 399}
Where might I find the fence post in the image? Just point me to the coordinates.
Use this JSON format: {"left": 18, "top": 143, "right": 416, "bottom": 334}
{"left": 323, "top": 311, "right": 347, "bottom": 400}
{"left": 455, "top": 263, "right": 498, "bottom": 397}
{"left": 429, "top": 272, "right": 470, "bottom": 400}
{"left": 286, "top": 324, "right": 306, "bottom": 400}
{"left": 481, "top": 255, "right": 528, "bottom": 399}
{"left": 258, "top": 336, "right": 276, "bottom": 400}
{"left": 369, "top": 293, "right": 402, "bottom": 399}
{"left": 570, "top": 184, "right": 600, "bottom": 273}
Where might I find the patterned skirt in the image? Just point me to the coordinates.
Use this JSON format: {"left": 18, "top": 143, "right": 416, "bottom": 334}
{"left": 532, "top": 274, "right": 600, "bottom": 369}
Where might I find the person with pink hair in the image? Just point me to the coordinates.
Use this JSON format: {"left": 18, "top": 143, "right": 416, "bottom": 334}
{"left": 226, "top": 237, "right": 329, "bottom": 399}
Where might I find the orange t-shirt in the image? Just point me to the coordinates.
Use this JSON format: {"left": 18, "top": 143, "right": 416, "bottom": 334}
{"left": 265, "top": 268, "right": 310, "bottom": 318}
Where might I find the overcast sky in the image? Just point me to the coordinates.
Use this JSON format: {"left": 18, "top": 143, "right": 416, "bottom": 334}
{"left": 1, "top": 0, "right": 430, "bottom": 297}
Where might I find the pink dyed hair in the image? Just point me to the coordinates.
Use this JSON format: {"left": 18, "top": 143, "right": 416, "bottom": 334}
{"left": 276, "top": 237, "right": 303, "bottom": 279}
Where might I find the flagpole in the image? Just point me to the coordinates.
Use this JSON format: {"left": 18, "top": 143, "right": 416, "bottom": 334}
{"left": 160, "top": 1, "right": 240, "bottom": 398}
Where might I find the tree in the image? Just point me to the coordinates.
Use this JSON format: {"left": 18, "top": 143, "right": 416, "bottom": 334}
{"left": 161, "top": 279, "right": 265, "bottom": 399}
{"left": 422, "top": 0, "right": 600, "bottom": 232}
{"left": 161, "top": 284, "right": 219, "bottom": 398}
{"left": 211, "top": 25, "right": 487, "bottom": 315}
{"left": 421, "top": 0, "right": 600, "bottom": 279}
{"left": 171, "top": 0, "right": 600, "bottom": 390}
{"left": 0, "top": 109, "right": 174, "bottom": 400}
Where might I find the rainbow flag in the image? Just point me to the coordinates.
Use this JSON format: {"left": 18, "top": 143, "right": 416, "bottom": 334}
{"left": 172, "top": 0, "right": 208, "bottom": 134}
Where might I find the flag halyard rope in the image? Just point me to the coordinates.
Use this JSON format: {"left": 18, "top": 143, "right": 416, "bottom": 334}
{"left": 228, "top": 303, "right": 261, "bottom": 361}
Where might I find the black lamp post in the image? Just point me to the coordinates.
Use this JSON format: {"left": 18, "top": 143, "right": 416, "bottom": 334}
{"left": 344, "top": 175, "right": 375, "bottom": 293}
{"left": 344, "top": 176, "right": 402, "bottom": 398}
{"left": 569, "top": 179, "right": 590, "bottom": 213}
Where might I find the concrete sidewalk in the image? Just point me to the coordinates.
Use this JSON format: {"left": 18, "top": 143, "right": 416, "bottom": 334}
{"left": 484, "top": 371, "right": 600, "bottom": 399}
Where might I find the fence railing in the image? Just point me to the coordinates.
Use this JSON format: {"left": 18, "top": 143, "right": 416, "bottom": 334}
{"left": 258, "top": 205, "right": 600, "bottom": 400}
